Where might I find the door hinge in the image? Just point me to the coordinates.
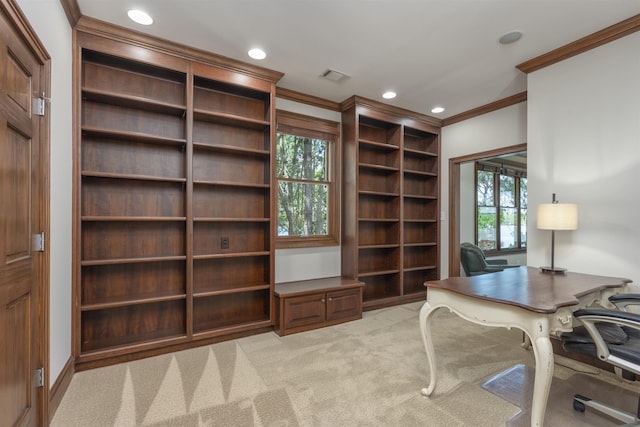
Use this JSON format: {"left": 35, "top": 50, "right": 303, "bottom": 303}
{"left": 33, "top": 93, "right": 50, "bottom": 116}
{"left": 36, "top": 368, "right": 44, "bottom": 388}
{"left": 32, "top": 232, "right": 45, "bottom": 252}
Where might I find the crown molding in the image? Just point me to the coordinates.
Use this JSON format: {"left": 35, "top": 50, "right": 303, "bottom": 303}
{"left": 75, "top": 15, "right": 284, "bottom": 83}
{"left": 341, "top": 95, "right": 442, "bottom": 128}
{"left": 59, "top": 0, "right": 81, "bottom": 27}
{"left": 442, "top": 92, "right": 527, "bottom": 127}
{"left": 276, "top": 87, "right": 341, "bottom": 111}
{"left": 517, "top": 13, "right": 640, "bottom": 74}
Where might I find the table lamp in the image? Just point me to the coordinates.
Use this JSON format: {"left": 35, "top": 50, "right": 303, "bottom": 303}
{"left": 536, "top": 193, "right": 578, "bottom": 273}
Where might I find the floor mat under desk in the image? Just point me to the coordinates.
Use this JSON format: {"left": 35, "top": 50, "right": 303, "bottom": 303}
{"left": 482, "top": 363, "right": 639, "bottom": 426}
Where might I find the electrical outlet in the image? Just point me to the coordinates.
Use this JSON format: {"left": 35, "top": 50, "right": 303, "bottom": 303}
{"left": 221, "top": 237, "right": 229, "bottom": 249}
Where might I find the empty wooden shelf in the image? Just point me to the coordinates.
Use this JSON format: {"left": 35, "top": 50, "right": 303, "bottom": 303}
{"left": 341, "top": 96, "right": 441, "bottom": 310}
{"left": 74, "top": 30, "right": 281, "bottom": 368}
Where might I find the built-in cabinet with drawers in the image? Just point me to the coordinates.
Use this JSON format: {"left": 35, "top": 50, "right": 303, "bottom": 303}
{"left": 274, "top": 277, "right": 364, "bottom": 336}
{"left": 74, "top": 30, "right": 282, "bottom": 368}
{"left": 341, "top": 96, "right": 441, "bottom": 310}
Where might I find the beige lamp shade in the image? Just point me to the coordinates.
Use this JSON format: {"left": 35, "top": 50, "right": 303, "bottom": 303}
{"left": 537, "top": 203, "right": 578, "bottom": 230}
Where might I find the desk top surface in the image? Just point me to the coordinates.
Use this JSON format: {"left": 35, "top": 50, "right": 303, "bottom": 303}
{"left": 425, "top": 266, "right": 631, "bottom": 313}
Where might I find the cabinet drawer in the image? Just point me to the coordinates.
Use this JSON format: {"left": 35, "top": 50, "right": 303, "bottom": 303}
{"left": 282, "top": 292, "right": 326, "bottom": 330}
{"left": 275, "top": 277, "right": 364, "bottom": 336}
{"left": 327, "top": 289, "right": 362, "bottom": 321}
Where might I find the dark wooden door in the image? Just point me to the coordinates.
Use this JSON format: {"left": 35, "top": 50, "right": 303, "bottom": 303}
{"left": 0, "top": 3, "right": 45, "bottom": 426}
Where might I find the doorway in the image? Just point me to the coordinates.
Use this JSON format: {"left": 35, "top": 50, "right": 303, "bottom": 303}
{"left": 448, "top": 143, "right": 527, "bottom": 277}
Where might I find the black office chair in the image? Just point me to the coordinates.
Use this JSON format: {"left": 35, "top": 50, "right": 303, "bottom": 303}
{"left": 459, "top": 242, "right": 519, "bottom": 276}
{"left": 561, "top": 294, "right": 640, "bottom": 425}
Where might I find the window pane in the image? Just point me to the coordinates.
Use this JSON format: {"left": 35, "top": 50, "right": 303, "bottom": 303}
{"left": 476, "top": 162, "right": 527, "bottom": 252}
{"left": 477, "top": 170, "right": 494, "bottom": 206}
{"left": 477, "top": 206, "right": 497, "bottom": 250}
{"left": 500, "top": 175, "right": 515, "bottom": 207}
{"left": 276, "top": 133, "right": 327, "bottom": 181}
{"left": 520, "top": 177, "right": 528, "bottom": 208}
{"left": 500, "top": 207, "right": 518, "bottom": 249}
{"left": 278, "top": 182, "right": 328, "bottom": 236}
{"left": 520, "top": 208, "right": 527, "bottom": 247}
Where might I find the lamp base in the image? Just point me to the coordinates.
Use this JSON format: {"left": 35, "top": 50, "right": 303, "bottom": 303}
{"left": 540, "top": 266, "right": 567, "bottom": 274}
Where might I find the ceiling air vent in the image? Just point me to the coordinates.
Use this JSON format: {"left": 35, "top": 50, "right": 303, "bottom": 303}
{"left": 320, "top": 68, "right": 350, "bottom": 82}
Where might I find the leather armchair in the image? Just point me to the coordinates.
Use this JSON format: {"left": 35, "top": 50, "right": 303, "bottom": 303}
{"left": 459, "top": 242, "right": 519, "bottom": 276}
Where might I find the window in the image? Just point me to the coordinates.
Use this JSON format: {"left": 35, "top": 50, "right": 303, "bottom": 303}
{"left": 276, "top": 110, "right": 339, "bottom": 248}
{"left": 476, "top": 161, "right": 527, "bottom": 252}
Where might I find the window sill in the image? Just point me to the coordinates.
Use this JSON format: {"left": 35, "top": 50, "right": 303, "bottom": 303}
{"left": 276, "top": 236, "right": 339, "bottom": 249}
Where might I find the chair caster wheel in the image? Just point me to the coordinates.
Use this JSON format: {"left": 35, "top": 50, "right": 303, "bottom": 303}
{"left": 573, "top": 398, "right": 586, "bottom": 412}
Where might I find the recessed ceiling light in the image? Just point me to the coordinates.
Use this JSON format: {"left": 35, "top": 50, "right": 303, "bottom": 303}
{"left": 431, "top": 106, "right": 445, "bottom": 114}
{"left": 127, "top": 10, "right": 153, "bottom": 25}
{"left": 248, "top": 48, "right": 266, "bottom": 60}
{"left": 499, "top": 30, "right": 523, "bottom": 45}
{"left": 382, "top": 91, "right": 397, "bottom": 99}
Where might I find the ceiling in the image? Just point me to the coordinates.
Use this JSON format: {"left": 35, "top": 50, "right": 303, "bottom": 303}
{"left": 74, "top": 1, "right": 640, "bottom": 119}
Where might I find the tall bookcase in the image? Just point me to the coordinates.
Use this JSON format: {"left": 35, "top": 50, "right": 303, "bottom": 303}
{"left": 190, "top": 64, "right": 273, "bottom": 334}
{"left": 74, "top": 31, "right": 281, "bottom": 368}
{"left": 341, "top": 97, "right": 441, "bottom": 310}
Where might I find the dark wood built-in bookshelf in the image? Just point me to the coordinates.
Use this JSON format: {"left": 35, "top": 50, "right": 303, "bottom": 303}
{"left": 341, "top": 96, "right": 441, "bottom": 310}
{"left": 74, "top": 30, "right": 281, "bottom": 368}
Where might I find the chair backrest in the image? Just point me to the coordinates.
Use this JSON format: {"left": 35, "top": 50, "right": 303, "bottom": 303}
{"left": 460, "top": 242, "right": 489, "bottom": 276}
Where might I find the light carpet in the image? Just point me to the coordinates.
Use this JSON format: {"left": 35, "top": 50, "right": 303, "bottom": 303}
{"left": 51, "top": 301, "right": 638, "bottom": 426}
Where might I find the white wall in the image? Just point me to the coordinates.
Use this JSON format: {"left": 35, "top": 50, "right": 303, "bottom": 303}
{"left": 15, "top": 0, "right": 73, "bottom": 387}
{"left": 459, "top": 161, "right": 475, "bottom": 244}
{"left": 527, "top": 31, "right": 640, "bottom": 283}
{"left": 274, "top": 98, "right": 342, "bottom": 283}
{"left": 440, "top": 103, "right": 527, "bottom": 277}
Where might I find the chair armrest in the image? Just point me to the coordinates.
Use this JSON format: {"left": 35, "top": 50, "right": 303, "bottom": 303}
{"left": 485, "top": 259, "right": 520, "bottom": 269}
{"left": 470, "top": 266, "right": 519, "bottom": 275}
{"left": 484, "top": 266, "right": 508, "bottom": 273}
{"left": 609, "top": 294, "right": 640, "bottom": 312}
{"left": 574, "top": 308, "right": 640, "bottom": 325}
{"left": 572, "top": 308, "right": 640, "bottom": 363}
{"left": 469, "top": 267, "right": 503, "bottom": 276}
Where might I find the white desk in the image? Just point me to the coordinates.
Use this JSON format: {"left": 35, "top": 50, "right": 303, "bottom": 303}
{"left": 419, "top": 266, "right": 631, "bottom": 427}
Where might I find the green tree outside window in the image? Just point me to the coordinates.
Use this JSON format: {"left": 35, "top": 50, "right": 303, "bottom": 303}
{"left": 476, "top": 163, "right": 527, "bottom": 251}
{"left": 276, "top": 133, "right": 329, "bottom": 237}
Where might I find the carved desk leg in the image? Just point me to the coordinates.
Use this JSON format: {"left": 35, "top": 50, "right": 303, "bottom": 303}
{"left": 526, "top": 319, "right": 554, "bottom": 427}
{"left": 419, "top": 301, "right": 438, "bottom": 396}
